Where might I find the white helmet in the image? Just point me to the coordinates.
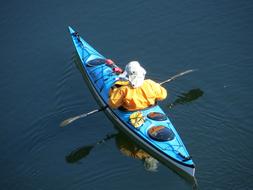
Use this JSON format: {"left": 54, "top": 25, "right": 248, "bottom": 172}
{"left": 120, "top": 61, "right": 146, "bottom": 88}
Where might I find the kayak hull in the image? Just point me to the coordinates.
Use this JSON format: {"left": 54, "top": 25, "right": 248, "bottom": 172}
{"left": 68, "top": 26, "right": 195, "bottom": 178}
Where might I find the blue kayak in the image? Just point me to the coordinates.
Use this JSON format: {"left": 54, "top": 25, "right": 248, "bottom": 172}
{"left": 68, "top": 26, "right": 195, "bottom": 177}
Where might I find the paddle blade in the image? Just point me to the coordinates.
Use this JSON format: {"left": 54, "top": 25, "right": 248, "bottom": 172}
{"left": 60, "top": 116, "right": 79, "bottom": 127}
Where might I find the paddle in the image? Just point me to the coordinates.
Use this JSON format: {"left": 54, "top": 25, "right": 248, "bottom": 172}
{"left": 60, "top": 69, "right": 196, "bottom": 127}
{"left": 60, "top": 107, "right": 107, "bottom": 127}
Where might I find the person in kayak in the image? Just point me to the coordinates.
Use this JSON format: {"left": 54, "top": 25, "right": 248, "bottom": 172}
{"left": 108, "top": 61, "right": 167, "bottom": 111}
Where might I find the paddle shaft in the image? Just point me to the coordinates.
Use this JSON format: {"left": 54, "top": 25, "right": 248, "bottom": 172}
{"left": 159, "top": 69, "right": 196, "bottom": 85}
{"left": 60, "top": 69, "right": 196, "bottom": 127}
{"left": 60, "top": 106, "right": 107, "bottom": 127}
{"left": 71, "top": 108, "right": 101, "bottom": 120}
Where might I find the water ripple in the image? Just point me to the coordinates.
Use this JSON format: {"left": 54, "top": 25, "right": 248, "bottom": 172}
{"left": 71, "top": 158, "right": 135, "bottom": 188}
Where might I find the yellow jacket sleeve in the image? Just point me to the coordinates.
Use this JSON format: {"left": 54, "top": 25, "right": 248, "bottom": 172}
{"left": 147, "top": 80, "right": 167, "bottom": 100}
{"left": 155, "top": 84, "right": 167, "bottom": 100}
{"left": 108, "top": 87, "right": 126, "bottom": 109}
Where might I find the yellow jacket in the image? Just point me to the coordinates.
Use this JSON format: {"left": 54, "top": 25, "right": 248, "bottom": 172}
{"left": 109, "top": 79, "right": 167, "bottom": 111}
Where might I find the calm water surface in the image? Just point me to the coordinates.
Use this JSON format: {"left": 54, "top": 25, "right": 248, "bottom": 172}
{"left": 1, "top": 0, "right": 253, "bottom": 189}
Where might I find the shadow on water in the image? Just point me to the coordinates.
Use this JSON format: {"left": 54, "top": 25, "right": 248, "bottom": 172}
{"left": 65, "top": 132, "right": 153, "bottom": 167}
{"left": 168, "top": 88, "right": 204, "bottom": 109}
{"left": 65, "top": 130, "right": 159, "bottom": 172}
{"left": 65, "top": 129, "right": 198, "bottom": 188}
{"left": 65, "top": 133, "right": 117, "bottom": 163}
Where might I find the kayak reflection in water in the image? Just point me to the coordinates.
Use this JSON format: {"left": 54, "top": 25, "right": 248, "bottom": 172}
{"left": 115, "top": 133, "right": 159, "bottom": 172}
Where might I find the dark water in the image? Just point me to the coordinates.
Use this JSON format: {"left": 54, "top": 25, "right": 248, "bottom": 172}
{"left": 1, "top": 0, "right": 253, "bottom": 189}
